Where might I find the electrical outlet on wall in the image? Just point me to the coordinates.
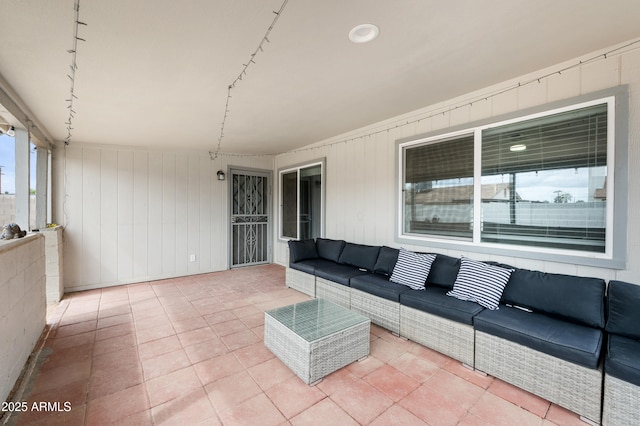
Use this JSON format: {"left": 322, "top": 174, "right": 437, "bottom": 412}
{"left": 189, "top": 254, "right": 196, "bottom": 262}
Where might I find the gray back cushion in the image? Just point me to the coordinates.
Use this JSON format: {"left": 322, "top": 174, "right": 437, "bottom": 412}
{"left": 606, "top": 280, "right": 640, "bottom": 339}
{"left": 315, "top": 238, "right": 346, "bottom": 262}
{"left": 501, "top": 269, "right": 606, "bottom": 328}
{"left": 373, "top": 246, "right": 399, "bottom": 276}
{"left": 427, "top": 254, "right": 461, "bottom": 290}
{"left": 338, "top": 242, "right": 381, "bottom": 272}
{"left": 288, "top": 239, "right": 318, "bottom": 263}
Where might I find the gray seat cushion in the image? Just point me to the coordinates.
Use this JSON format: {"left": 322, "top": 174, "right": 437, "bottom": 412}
{"left": 314, "top": 263, "right": 368, "bottom": 286}
{"left": 605, "top": 334, "right": 640, "bottom": 387}
{"left": 400, "top": 286, "right": 484, "bottom": 325}
{"left": 350, "top": 273, "right": 409, "bottom": 302}
{"left": 475, "top": 306, "right": 603, "bottom": 369}
{"left": 289, "top": 258, "right": 337, "bottom": 274}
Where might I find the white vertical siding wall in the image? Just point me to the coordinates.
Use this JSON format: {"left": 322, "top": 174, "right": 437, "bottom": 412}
{"left": 275, "top": 39, "right": 640, "bottom": 284}
{"left": 53, "top": 145, "right": 273, "bottom": 292}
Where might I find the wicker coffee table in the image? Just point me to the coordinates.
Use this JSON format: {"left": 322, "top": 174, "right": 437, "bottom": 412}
{"left": 264, "top": 298, "right": 370, "bottom": 385}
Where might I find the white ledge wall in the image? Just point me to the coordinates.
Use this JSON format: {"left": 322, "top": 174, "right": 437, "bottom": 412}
{"left": 275, "top": 38, "right": 640, "bottom": 284}
{"left": 0, "top": 235, "right": 46, "bottom": 403}
{"left": 53, "top": 147, "right": 273, "bottom": 292}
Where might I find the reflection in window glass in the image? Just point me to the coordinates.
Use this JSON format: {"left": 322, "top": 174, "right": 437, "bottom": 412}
{"left": 481, "top": 104, "right": 607, "bottom": 252}
{"left": 299, "top": 165, "right": 322, "bottom": 240}
{"left": 280, "top": 162, "right": 323, "bottom": 240}
{"left": 281, "top": 171, "right": 297, "bottom": 239}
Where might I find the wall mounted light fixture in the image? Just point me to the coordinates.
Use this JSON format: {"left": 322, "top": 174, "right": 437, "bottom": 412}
{"left": 7, "top": 126, "right": 15, "bottom": 137}
{"left": 217, "top": 170, "right": 226, "bottom": 181}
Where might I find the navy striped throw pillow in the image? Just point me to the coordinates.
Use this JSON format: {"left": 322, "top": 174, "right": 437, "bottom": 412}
{"left": 390, "top": 249, "right": 436, "bottom": 290}
{"left": 447, "top": 257, "right": 514, "bottom": 310}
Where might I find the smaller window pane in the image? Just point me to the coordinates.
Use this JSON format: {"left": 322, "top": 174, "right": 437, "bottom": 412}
{"left": 281, "top": 171, "right": 298, "bottom": 239}
{"left": 299, "top": 165, "right": 322, "bottom": 240}
{"left": 403, "top": 135, "right": 474, "bottom": 239}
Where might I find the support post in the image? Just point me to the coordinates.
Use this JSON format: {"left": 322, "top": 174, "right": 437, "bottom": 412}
{"left": 36, "top": 148, "right": 48, "bottom": 229}
{"left": 14, "top": 128, "right": 30, "bottom": 230}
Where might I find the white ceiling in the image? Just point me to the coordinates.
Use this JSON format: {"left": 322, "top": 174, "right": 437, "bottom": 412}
{"left": 1, "top": 0, "right": 640, "bottom": 154}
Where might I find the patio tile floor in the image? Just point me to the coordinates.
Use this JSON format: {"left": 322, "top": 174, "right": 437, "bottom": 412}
{"left": 4, "top": 264, "right": 587, "bottom": 425}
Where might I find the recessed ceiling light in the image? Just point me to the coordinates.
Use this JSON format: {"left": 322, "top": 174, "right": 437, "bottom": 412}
{"left": 349, "top": 24, "right": 379, "bottom": 43}
{"left": 509, "top": 144, "right": 527, "bottom": 152}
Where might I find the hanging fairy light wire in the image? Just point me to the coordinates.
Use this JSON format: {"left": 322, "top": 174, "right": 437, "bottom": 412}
{"left": 209, "top": 0, "right": 290, "bottom": 161}
{"left": 64, "top": 0, "right": 87, "bottom": 146}
{"left": 285, "top": 37, "right": 640, "bottom": 156}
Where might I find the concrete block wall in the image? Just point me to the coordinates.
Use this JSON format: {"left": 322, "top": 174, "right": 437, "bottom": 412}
{"left": 43, "top": 226, "right": 64, "bottom": 304}
{"left": 0, "top": 195, "right": 37, "bottom": 230}
{"left": 0, "top": 234, "right": 46, "bottom": 403}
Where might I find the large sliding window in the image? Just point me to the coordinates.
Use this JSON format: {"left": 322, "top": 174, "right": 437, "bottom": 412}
{"left": 399, "top": 91, "right": 624, "bottom": 264}
{"left": 279, "top": 160, "right": 324, "bottom": 240}
{"left": 481, "top": 104, "right": 607, "bottom": 252}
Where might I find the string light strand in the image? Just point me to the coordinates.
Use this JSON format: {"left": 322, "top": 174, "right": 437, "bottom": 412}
{"left": 284, "top": 37, "right": 640, "bottom": 156}
{"left": 64, "top": 0, "right": 87, "bottom": 146}
{"left": 210, "top": 0, "right": 290, "bottom": 160}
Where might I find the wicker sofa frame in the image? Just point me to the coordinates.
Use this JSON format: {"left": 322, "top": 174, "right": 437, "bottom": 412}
{"left": 287, "top": 267, "right": 474, "bottom": 366}
{"left": 315, "top": 277, "right": 350, "bottom": 308}
{"left": 285, "top": 238, "right": 614, "bottom": 424}
{"left": 351, "top": 288, "right": 401, "bottom": 335}
{"left": 400, "top": 305, "right": 475, "bottom": 367}
{"left": 602, "top": 374, "right": 639, "bottom": 425}
{"left": 475, "top": 331, "right": 603, "bottom": 423}
{"left": 286, "top": 267, "right": 315, "bottom": 297}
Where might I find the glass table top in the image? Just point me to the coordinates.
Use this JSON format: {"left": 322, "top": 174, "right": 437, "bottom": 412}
{"left": 265, "top": 299, "right": 369, "bottom": 342}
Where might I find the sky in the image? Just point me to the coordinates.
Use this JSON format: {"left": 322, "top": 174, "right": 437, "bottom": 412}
{"left": 0, "top": 133, "right": 38, "bottom": 194}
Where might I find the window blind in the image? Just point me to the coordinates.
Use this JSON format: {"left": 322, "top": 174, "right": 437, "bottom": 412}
{"left": 403, "top": 134, "right": 475, "bottom": 239}
{"left": 405, "top": 134, "right": 474, "bottom": 183}
{"left": 482, "top": 104, "right": 607, "bottom": 176}
{"left": 480, "top": 103, "right": 608, "bottom": 252}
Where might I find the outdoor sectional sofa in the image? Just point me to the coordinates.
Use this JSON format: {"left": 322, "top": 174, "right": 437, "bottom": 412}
{"left": 285, "top": 238, "right": 617, "bottom": 424}
{"left": 602, "top": 280, "right": 640, "bottom": 425}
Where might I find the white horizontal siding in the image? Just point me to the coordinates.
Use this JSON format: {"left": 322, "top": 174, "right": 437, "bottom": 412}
{"left": 275, "top": 40, "right": 640, "bottom": 284}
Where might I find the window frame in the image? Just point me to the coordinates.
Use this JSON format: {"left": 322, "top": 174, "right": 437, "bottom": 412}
{"left": 278, "top": 158, "right": 325, "bottom": 241}
{"left": 396, "top": 87, "right": 628, "bottom": 269}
